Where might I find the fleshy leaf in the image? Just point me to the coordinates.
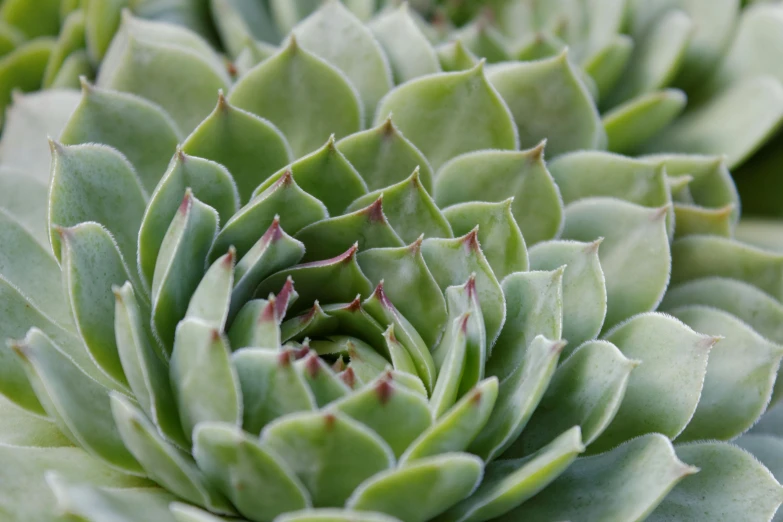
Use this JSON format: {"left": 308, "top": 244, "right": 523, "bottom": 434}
{"left": 330, "top": 372, "right": 432, "bottom": 458}
{"left": 185, "top": 251, "right": 234, "bottom": 330}
{"left": 110, "top": 393, "right": 234, "bottom": 514}
{"left": 443, "top": 199, "right": 528, "bottom": 280}
{"left": 42, "top": 9, "right": 86, "bottom": 89}
{"left": 347, "top": 453, "right": 483, "bottom": 522}
{"left": 368, "top": 3, "right": 440, "bottom": 83}
{"left": 210, "top": 0, "right": 281, "bottom": 57}
{"left": 48, "top": 143, "right": 146, "bottom": 280}
{"left": 401, "top": 378, "right": 498, "bottom": 463}
{"left": 436, "top": 40, "right": 479, "bottom": 72}
{"left": 228, "top": 36, "right": 361, "bottom": 157}
{"left": 422, "top": 230, "right": 506, "bottom": 346}
{"left": 430, "top": 314, "right": 469, "bottom": 419}
{"left": 439, "top": 427, "right": 584, "bottom": 522}
{"left": 114, "top": 282, "right": 187, "bottom": 449}
{"left": 648, "top": 442, "right": 783, "bottom": 521}
{"left": 13, "top": 329, "right": 142, "bottom": 474}
{"left": 60, "top": 82, "right": 181, "bottom": 194}
{"left": 253, "top": 136, "right": 367, "bottom": 216}
{"left": 292, "top": 0, "right": 392, "bottom": 124}
{"left": 170, "top": 319, "right": 242, "bottom": 440}
{"left": 486, "top": 52, "right": 605, "bottom": 156}
{"left": 212, "top": 171, "right": 327, "bottom": 263}
{"left": 275, "top": 509, "right": 403, "bottom": 522}
{"left": 260, "top": 411, "right": 395, "bottom": 507}
{"left": 434, "top": 146, "right": 563, "bottom": 245}
{"left": 357, "top": 239, "right": 448, "bottom": 349}
{"left": 0, "top": 39, "right": 54, "bottom": 123}
{"left": 233, "top": 348, "right": 316, "bottom": 435}
{"left": 603, "top": 90, "right": 687, "bottom": 155}
{"left": 562, "top": 198, "right": 670, "bottom": 329}
{"left": 498, "top": 434, "right": 695, "bottom": 521}
{"left": 0, "top": 394, "right": 71, "bottom": 447}
{"left": 591, "top": 313, "right": 715, "bottom": 453}
{"left": 84, "top": 0, "right": 125, "bottom": 62}
{"left": 508, "top": 341, "right": 635, "bottom": 457}
{"left": 181, "top": 92, "right": 292, "bottom": 203}
{"left": 138, "top": 151, "right": 239, "bottom": 290}
{"left": 97, "top": 13, "right": 230, "bottom": 134}
{"left": 295, "top": 351, "right": 351, "bottom": 407}
{"left": 374, "top": 62, "right": 518, "bottom": 170}
{"left": 192, "top": 422, "right": 310, "bottom": 520}
{"left": 583, "top": 35, "right": 633, "bottom": 100}
{"left": 671, "top": 306, "right": 783, "bottom": 442}
{"left": 151, "top": 191, "right": 218, "bottom": 354}
{"left": 528, "top": 239, "right": 606, "bottom": 349}
{"left": 470, "top": 336, "right": 565, "bottom": 461}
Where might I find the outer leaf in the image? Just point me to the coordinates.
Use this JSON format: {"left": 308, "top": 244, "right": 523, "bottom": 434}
{"left": 181, "top": 92, "right": 292, "bottom": 203}
{"left": 275, "top": 509, "right": 402, "bottom": 522}
{"left": 260, "top": 411, "right": 395, "bottom": 507}
{"left": 374, "top": 62, "right": 518, "bottom": 170}
{"left": 0, "top": 39, "right": 54, "bottom": 123}
{"left": 0, "top": 170, "right": 49, "bottom": 245}
{"left": 0, "top": 394, "right": 70, "bottom": 447}
{"left": 499, "top": 434, "right": 696, "bottom": 521}
{"left": 434, "top": 146, "right": 563, "bottom": 245}
{"left": 562, "top": 198, "right": 670, "bottom": 329}
{"left": 591, "top": 313, "right": 715, "bottom": 453}
{"left": 347, "top": 453, "right": 483, "bottom": 522}
{"left": 648, "top": 442, "right": 783, "bottom": 521}
{"left": 603, "top": 90, "right": 687, "bottom": 155}
{"left": 60, "top": 82, "right": 181, "bottom": 194}
{"left": 228, "top": 37, "right": 361, "bottom": 157}
{"left": 48, "top": 143, "right": 146, "bottom": 281}
{"left": 486, "top": 52, "right": 605, "bottom": 156}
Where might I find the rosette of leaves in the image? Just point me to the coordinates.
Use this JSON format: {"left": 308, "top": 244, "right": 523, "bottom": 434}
{"left": 0, "top": 7, "right": 782, "bottom": 522}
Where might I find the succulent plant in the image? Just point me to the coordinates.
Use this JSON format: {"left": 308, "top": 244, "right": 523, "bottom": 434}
{"left": 0, "top": 4, "right": 782, "bottom": 521}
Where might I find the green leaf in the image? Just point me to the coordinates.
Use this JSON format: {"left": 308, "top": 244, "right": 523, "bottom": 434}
{"left": 661, "top": 277, "right": 783, "bottom": 345}
{"left": 336, "top": 118, "right": 434, "bottom": 193}
{"left": 0, "top": 39, "right": 54, "bottom": 123}
{"left": 48, "top": 143, "right": 146, "bottom": 280}
{"left": 170, "top": 502, "right": 233, "bottom": 522}
{"left": 170, "top": 319, "right": 242, "bottom": 440}
{"left": 114, "top": 282, "right": 187, "bottom": 449}
{"left": 591, "top": 313, "right": 715, "bottom": 453}
{"left": 470, "top": 336, "right": 565, "bottom": 461}
{"left": 49, "top": 477, "right": 178, "bottom": 522}
{"left": 110, "top": 393, "right": 234, "bottom": 514}
{"left": 151, "top": 190, "right": 218, "bottom": 354}
{"left": 192, "top": 422, "right": 310, "bottom": 520}
{"left": 229, "top": 297, "right": 281, "bottom": 349}
{"left": 257, "top": 244, "right": 373, "bottom": 316}
{"left": 212, "top": 170, "right": 326, "bottom": 263}
{"left": 233, "top": 348, "right": 316, "bottom": 435}
{"left": 434, "top": 146, "right": 563, "bottom": 246}
{"left": 529, "top": 239, "right": 606, "bottom": 349}
{"left": 368, "top": 3, "right": 440, "bottom": 84}
{"left": 292, "top": 0, "right": 392, "bottom": 125}
{"left": 401, "top": 378, "right": 498, "bottom": 464}
{"left": 422, "top": 229, "right": 506, "bottom": 346}
{"left": 735, "top": 434, "right": 783, "bottom": 485}
{"left": 295, "top": 350, "right": 351, "bottom": 407}
{"left": 182, "top": 92, "right": 292, "bottom": 203}
{"left": 42, "top": 9, "right": 86, "bottom": 89}
{"left": 648, "top": 442, "right": 783, "bottom": 521}
{"left": 670, "top": 235, "right": 783, "bottom": 301}
{"left": 374, "top": 62, "right": 518, "bottom": 170}
{"left": 138, "top": 150, "right": 239, "bottom": 290}
{"left": 439, "top": 427, "right": 584, "bottom": 522}
{"left": 583, "top": 35, "right": 633, "bottom": 100}
{"left": 97, "top": 13, "right": 230, "bottom": 134}
{"left": 186, "top": 251, "right": 234, "bottom": 330}
{"left": 1, "top": 0, "right": 60, "bottom": 38}
{"left": 357, "top": 239, "right": 448, "bottom": 349}
{"left": 562, "top": 198, "right": 670, "bottom": 329}
{"left": 60, "top": 82, "right": 180, "bottom": 194}
{"left": 253, "top": 136, "right": 367, "bottom": 216}
{"left": 228, "top": 37, "right": 361, "bottom": 157}
{"left": 486, "top": 51, "right": 605, "bottom": 156}
{"left": 436, "top": 40, "right": 479, "bottom": 72}
{"left": 347, "top": 168, "right": 451, "bottom": 244}
{"left": 0, "top": 394, "right": 71, "bottom": 447}
{"left": 0, "top": 444, "right": 150, "bottom": 522}
{"left": 330, "top": 372, "right": 432, "bottom": 458}
{"left": 499, "top": 434, "right": 695, "bottom": 521}
{"left": 210, "top": 0, "right": 280, "bottom": 57}
{"left": 509, "top": 341, "right": 636, "bottom": 457}
{"left": 296, "top": 197, "right": 404, "bottom": 262}
{"left": 641, "top": 77, "right": 783, "bottom": 168}
{"left": 487, "top": 270, "right": 563, "bottom": 382}
{"left": 430, "top": 314, "right": 469, "bottom": 419}
{"left": 603, "top": 90, "right": 687, "bottom": 155}
{"left": 59, "top": 222, "right": 135, "bottom": 388}
{"left": 13, "top": 329, "right": 142, "bottom": 474}
{"left": 275, "top": 509, "right": 403, "bottom": 522}
{"left": 84, "top": 0, "right": 126, "bottom": 63}
{"left": 312, "top": 336, "right": 388, "bottom": 386}
{"left": 671, "top": 306, "right": 783, "bottom": 442}
{"left": 260, "top": 411, "right": 394, "bottom": 507}
{"left": 443, "top": 199, "right": 528, "bottom": 280}
{"left": 347, "top": 453, "right": 483, "bottom": 522}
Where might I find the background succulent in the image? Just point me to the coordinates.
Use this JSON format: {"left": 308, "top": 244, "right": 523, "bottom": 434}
{"left": 0, "top": 4, "right": 782, "bottom": 521}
